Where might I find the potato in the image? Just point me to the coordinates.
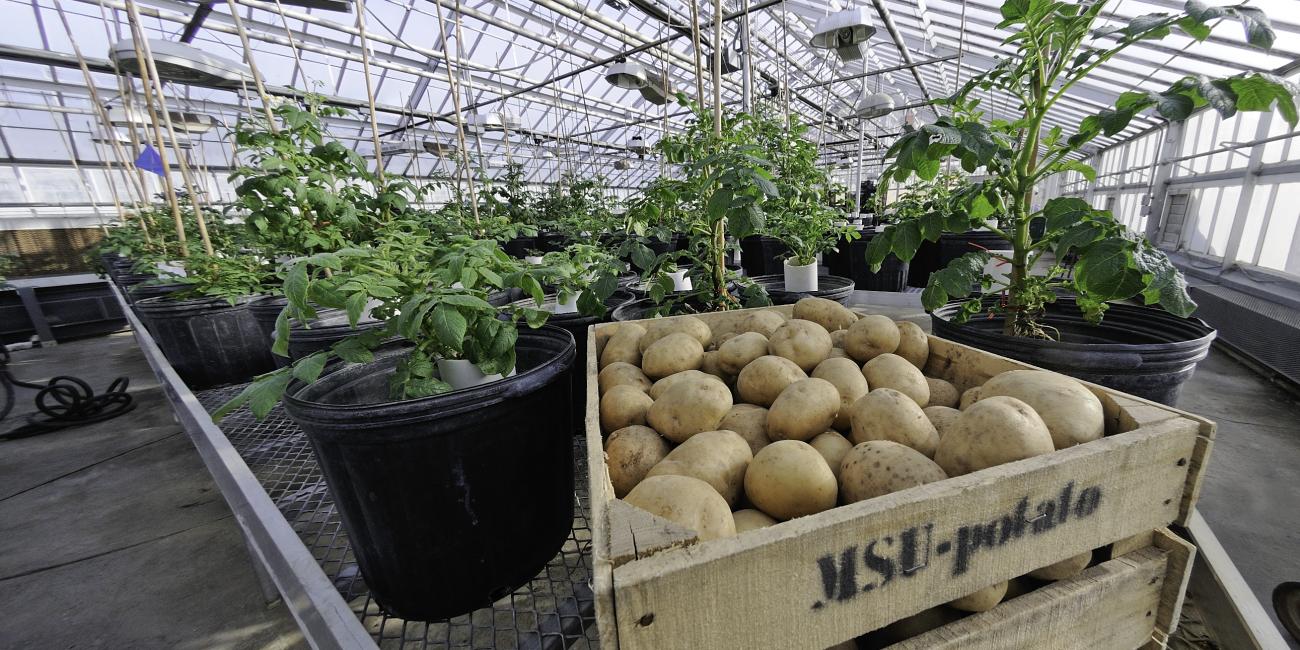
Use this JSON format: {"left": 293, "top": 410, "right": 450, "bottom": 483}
{"left": 950, "top": 581, "right": 1008, "bottom": 612}
{"left": 844, "top": 315, "right": 899, "bottom": 362}
{"left": 768, "top": 319, "right": 834, "bottom": 372}
{"left": 714, "top": 331, "right": 738, "bottom": 348}
{"left": 923, "top": 405, "right": 962, "bottom": 439}
{"left": 732, "top": 508, "right": 777, "bottom": 533}
{"left": 811, "top": 357, "right": 869, "bottom": 430}
{"left": 649, "top": 370, "right": 725, "bottom": 400}
{"left": 624, "top": 475, "right": 735, "bottom": 541}
{"left": 767, "top": 378, "right": 841, "bottom": 442}
{"left": 736, "top": 355, "right": 807, "bottom": 407}
{"left": 849, "top": 388, "right": 940, "bottom": 457}
{"left": 934, "top": 396, "right": 1055, "bottom": 476}
{"left": 718, "top": 331, "right": 769, "bottom": 375}
{"left": 647, "top": 430, "right": 752, "bottom": 507}
{"left": 699, "top": 350, "right": 731, "bottom": 381}
{"left": 926, "top": 377, "right": 960, "bottom": 408}
{"left": 862, "top": 353, "right": 930, "bottom": 407}
{"left": 1029, "top": 550, "right": 1093, "bottom": 581}
{"left": 600, "top": 385, "right": 654, "bottom": 433}
{"left": 739, "top": 310, "right": 786, "bottom": 337}
{"left": 646, "top": 376, "right": 734, "bottom": 443}
{"left": 641, "top": 332, "right": 705, "bottom": 380}
{"left": 809, "top": 431, "right": 853, "bottom": 480}
{"left": 718, "top": 404, "right": 770, "bottom": 456}
{"left": 959, "top": 386, "right": 983, "bottom": 410}
{"left": 639, "top": 316, "right": 712, "bottom": 353}
{"left": 839, "top": 440, "right": 947, "bottom": 503}
{"left": 604, "top": 425, "right": 670, "bottom": 498}
{"left": 598, "top": 362, "right": 651, "bottom": 395}
{"left": 979, "top": 370, "right": 1105, "bottom": 449}
{"left": 793, "top": 297, "right": 856, "bottom": 332}
{"left": 829, "top": 329, "right": 848, "bottom": 349}
{"left": 745, "top": 440, "right": 838, "bottom": 520}
{"left": 826, "top": 347, "right": 850, "bottom": 360}
{"left": 599, "top": 323, "right": 645, "bottom": 370}
{"left": 895, "top": 322, "right": 929, "bottom": 369}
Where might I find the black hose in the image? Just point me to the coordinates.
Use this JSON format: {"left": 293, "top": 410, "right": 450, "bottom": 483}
{"left": 0, "top": 347, "right": 136, "bottom": 440}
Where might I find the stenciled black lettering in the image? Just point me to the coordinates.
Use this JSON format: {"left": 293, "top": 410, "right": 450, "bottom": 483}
{"left": 898, "top": 525, "right": 933, "bottom": 576}
{"left": 1057, "top": 481, "right": 1075, "bottom": 525}
{"left": 862, "top": 537, "right": 895, "bottom": 592}
{"left": 1000, "top": 497, "right": 1029, "bottom": 544}
{"left": 817, "top": 546, "right": 859, "bottom": 603}
{"left": 1075, "top": 485, "right": 1102, "bottom": 518}
{"left": 1032, "top": 499, "right": 1057, "bottom": 533}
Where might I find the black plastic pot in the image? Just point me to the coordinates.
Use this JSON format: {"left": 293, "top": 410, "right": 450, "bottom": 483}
{"left": 128, "top": 282, "right": 188, "bottom": 303}
{"left": 285, "top": 309, "right": 387, "bottom": 366}
{"left": 739, "top": 236, "right": 791, "bottom": 277}
{"left": 134, "top": 296, "right": 277, "bottom": 390}
{"left": 282, "top": 327, "right": 577, "bottom": 621}
{"left": 939, "top": 230, "right": 1011, "bottom": 267}
{"left": 750, "top": 274, "right": 855, "bottom": 305}
{"left": 536, "top": 232, "right": 567, "bottom": 253}
{"left": 510, "top": 295, "right": 609, "bottom": 432}
{"left": 248, "top": 294, "right": 288, "bottom": 344}
{"left": 487, "top": 288, "right": 523, "bottom": 307}
{"left": 502, "top": 235, "right": 537, "bottom": 259}
{"left": 931, "top": 296, "right": 1216, "bottom": 406}
{"left": 645, "top": 236, "right": 673, "bottom": 258}
{"left": 846, "top": 233, "right": 909, "bottom": 292}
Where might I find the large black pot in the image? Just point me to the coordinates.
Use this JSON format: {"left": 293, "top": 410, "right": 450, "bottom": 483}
{"left": 284, "top": 309, "right": 387, "bottom": 367}
{"left": 906, "top": 230, "right": 1010, "bottom": 288}
{"left": 248, "top": 294, "right": 288, "bottom": 344}
{"left": 283, "top": 327, "right": 577, "bottom": 620}
{"left": 503, "top": 235, "right": 537, "bottom": 259}
{"left": 846, "top": 234, "right": 909, "bottom": 292}
{"left": 750, "top": 274, "right": 855, "bottom": 305}
{"left": 128, "top": 282, "right": 188, "bottom": 303}
{"left": 739, "top": 236, "right": 791, "bottom": 277}
{"left": 134, "top": 296, "right": 277, "bottom": 390}
{"left": 931, "top": 297, "right": 1215, "bottom": 406}
{"left": 536, "top": 231, "right": 567, "bottom": 253}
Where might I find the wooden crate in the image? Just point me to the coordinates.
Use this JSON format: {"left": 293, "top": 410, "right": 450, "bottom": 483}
{"left": 584, "top": 305, "right": 1215, "bottom": 650}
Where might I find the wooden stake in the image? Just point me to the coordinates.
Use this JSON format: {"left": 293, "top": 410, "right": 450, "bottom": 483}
{"left": 432, "top": 0, "right": 479, "bottom": 224}
{"left": 224, "top": 0, "right": 279, "bottom": 133}
{"left": 353, "top": 0, "right": 386, "bottom": 188}
{"left": 123, "top": 0, "right": 188, "bottom": 256}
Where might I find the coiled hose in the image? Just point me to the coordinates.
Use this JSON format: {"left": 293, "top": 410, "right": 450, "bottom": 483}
{"left": 0, "top": 347, "right": 135, "bottom": 440}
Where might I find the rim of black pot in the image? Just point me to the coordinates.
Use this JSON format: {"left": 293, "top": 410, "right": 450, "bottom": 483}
{"left": 932, "top": 296, "right": 1216, "bottom": 349}
{"left": 134, "top": 294, "right": 256, "bottom": 314}
{"left": 282, "top": 325, "right": 575, "bottom": 428}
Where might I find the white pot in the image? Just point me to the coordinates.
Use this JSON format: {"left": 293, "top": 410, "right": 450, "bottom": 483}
{"left": 553, "top": 291, "right": 581, "bottom": 315}
{"left": 525, "top": 255, "right": 544, "bottom": 265}
{"left": 437, "top": 358, "right": 505, "bottom": 390}
{"left": 667, "top": 269, "right": 692, "bottom": 291}
{"left": 783, "top": 260, "right": 819, "bottom": 292}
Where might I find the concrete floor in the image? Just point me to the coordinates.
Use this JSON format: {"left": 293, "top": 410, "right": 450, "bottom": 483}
{"left": 0, "top": 333, "right": 304, "bottom": 650}
{"left": 1, "top": 296, "right": 1296, "bottom": 648}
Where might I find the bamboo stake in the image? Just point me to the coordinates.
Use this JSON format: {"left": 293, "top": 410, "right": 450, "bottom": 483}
{"left": 712, "top": 0, "right": 723, "bottom": 137}
{"left": 123, "top": 0, "right": 188, "bottom": 256}
{"left": 353, "top": 0, "right": 386, "bottom": 188}
{"left": 688, "top": 1, "right": 706, "bottom": 105}
{"left": 224, "top": 0, "right": 279, "bottom": 132}
{"left": 126, "top": 6, "right": 215, "bottom": 256}
{"left": 432, "top": 0, "right": 479, "bottom": 224}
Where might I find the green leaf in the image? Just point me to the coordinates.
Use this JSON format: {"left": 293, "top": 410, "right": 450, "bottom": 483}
{"left": 1075, "top": 238, "right": 1145, "bottom": 300}
{"left": 969, "top": 193, "right": 996, "bottom": 219}
{"left": 521, "top": 307, "right": 550, "bottom": 329}
{"left": 345, "top": 292, "right": 368, "bottom": 327}
{"left": 1228, "top": 73, "right": 1299, "bottom": 126}
{"left": 707, "top": 188, "right": 733, "bottom": 220}
{"left": 431, "top": 303, "right": 468, "bottom": 349}
{"left": 439, "top": 294, "right": 495, "bottom": 310}
{"left": 1196, "top": 76, "right": 1238, "bottom": 119}
{"left": 1042, "top": 197, "right": 1092, "bottom": 233}
{"left": 1000, "top": 0, "right": 1030, "bottom": 21}
{"left": 1056, "top": 222, "right": 1104, "bottom": 257}
{"left": 331, "top": 336, "right": 374, "bottom": 363}
{"left": 590, "top": 273, "right": 619, "bottom": 300}
{"left": 284, "top": 262, "right": 309, "bottom": 312}
{"left": 291, "top": 352, "right": 329, "bottom": 384}
{"left": 271, "top": 307, "right": 290, "bottom": 357}
{"left": 892, "top": 221, "right": 923, "bottom": 263}
{"left": 865, "top": 227, "right": 896, "bottom": 272}
{"left": 1059, "top": 159, "right": 1097, "bottom": 181}
{"left": 1235, "top": 6, "right": 1274, "bottom": 49}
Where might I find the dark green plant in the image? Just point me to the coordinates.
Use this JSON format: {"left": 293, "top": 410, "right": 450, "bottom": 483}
{"left": 161, "top": 253, "right": 275, "bottom": 304}
{"left": 868, "top": 0, "right": 1299, "bottom": 337}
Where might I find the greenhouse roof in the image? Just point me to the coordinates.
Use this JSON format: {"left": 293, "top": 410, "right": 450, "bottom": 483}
{"left": 1, "top": 0, "right": 1297, "bottom": 190}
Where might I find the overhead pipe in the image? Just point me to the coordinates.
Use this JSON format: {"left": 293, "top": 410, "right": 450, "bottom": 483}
{"left": 869, "top": 0, "right": 937, "bottom": 117}
{"left": 794, "top": 54, "right": 958, "bottom": 91}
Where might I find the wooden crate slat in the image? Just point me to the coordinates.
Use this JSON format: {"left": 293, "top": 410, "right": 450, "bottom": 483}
{"left": 609, "top": 419, "right": 1197, "bottom": 650}
{"left": 887, "top": 547, "right": 1168, "bottom": 649}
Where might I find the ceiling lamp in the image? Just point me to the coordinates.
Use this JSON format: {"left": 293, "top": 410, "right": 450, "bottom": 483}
{"left": 465, "top": 111, "right": 521, "bottom": 133}
{"left": 91, "top": 129, "right": 131, "bottom": 145}
{"left": 108, "top": 39, "right": 251, "bottom": 88}
{"left": 613, "top": 159, "right": 631, "bottom": 171}
{"left": 421, "top": 140, "right": 459, "bottom": 158}
{"left": 106, "top": 105, "right": 216, "bottom": 134}
{"left": 378, "top": 140, "right": 423, "bottom": 156}
{"left": 855, "top": 91, "right": 896, "bottom": 119}
{"left": 138, "top": 131, "right": 193, "bottom": 150}
{"left": 638, "top": 69, "right": 673, "bottom": 105}
{"left": 811, "top": 7, "right": 876, "bottom": 63}
{"left": 604, "top": 61, "right": 649, "bottom": 89}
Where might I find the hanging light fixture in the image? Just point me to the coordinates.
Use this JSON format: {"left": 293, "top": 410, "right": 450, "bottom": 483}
{"left": 421, "top": 139, "right": 459, "bottom": 158}
{"left": 613, "top": 159, "right": 631, "bottom": 171}
{"left": 604, "top": 61, "right": 649, "bottom": 89}
{"left": 811, "top": 7, "right": 876, "bottom": 63}
{"left": 638, "top": 69, "right": 673, "bottom": 105}
{"left": 855, "top": 91, "right": 896, "bottom": 119}
{"left": 108, "top": 39, "right": 251, "bottom": 88}
{"left": 106, "top": 104, "right": 216, "bottom": 134}
{"left": 91, "top": 128, "right": 131, "bottom": 146}
{"left": 465, "top": 111, "right": 520, "bottom": 133}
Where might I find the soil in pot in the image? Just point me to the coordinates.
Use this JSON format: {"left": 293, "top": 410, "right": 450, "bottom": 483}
{"left": 750, "top": 274, "right": 854, "bottom": 306}
{"left": 931, "top": 296, "right": 1215, "bottom": 406}
{"left": 134, "top": 296, "right": 277, "bottom": 390}
{"left": 282, "top": 327, "right": 576, "bottom": 621}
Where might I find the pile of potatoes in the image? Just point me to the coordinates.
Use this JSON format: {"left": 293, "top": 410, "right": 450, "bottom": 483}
{"left": 598, "top": 298, "right": 1108, "bottom": 614}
